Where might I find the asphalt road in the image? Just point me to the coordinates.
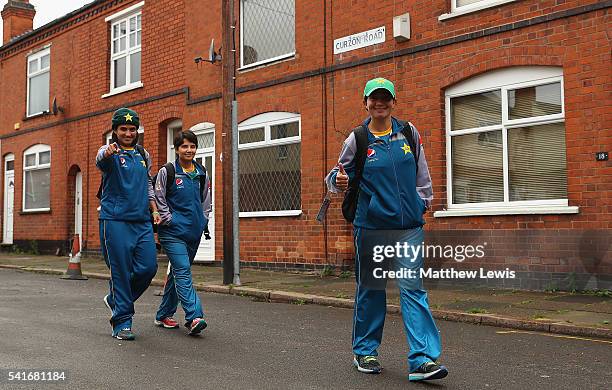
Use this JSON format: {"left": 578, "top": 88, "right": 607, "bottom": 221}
{"left": 0, "top": 268, "right": 610, "bottom": 390}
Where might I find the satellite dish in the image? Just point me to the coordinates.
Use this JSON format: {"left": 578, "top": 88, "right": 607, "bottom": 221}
{"left": 209, "top": 39, "right": 216, "bottom": 63}
{"left": 208, "top": 39, "right": 222, "bottom": 64}
{"left": 52, "top": 97, "right": 63, "bottom": 115}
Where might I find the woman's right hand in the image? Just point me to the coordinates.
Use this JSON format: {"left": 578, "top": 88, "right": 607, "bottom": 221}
{"left": 335, "top": 163, "right": 349, "bottom": 191}
{"left": 104, "top": 142, "right": 119, "bottom": 158}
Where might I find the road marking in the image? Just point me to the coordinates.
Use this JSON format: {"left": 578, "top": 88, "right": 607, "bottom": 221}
{"left": 496, "top": 330, "right": 612, "bottom": 345}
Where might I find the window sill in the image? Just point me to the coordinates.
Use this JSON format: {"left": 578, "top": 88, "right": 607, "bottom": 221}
{"left": 438, "top": 0, "right": 517, "bottom": 21}
{"left": 23, "top": 111, "right": 52, "bottom": 121}
{"left": 20, "top": 208, "right": 51, "bottom": 215}
{"left": 102, "top": 82, "right": 143, "bottom": 99}
{"left": 238, "top": 53, "right": 296, "bottom": 72}
{"left": 239, "top": 210, "right": 302, "bottom": 218}
{"left": 434, "top": 206, "right": 579, "bottom": 218}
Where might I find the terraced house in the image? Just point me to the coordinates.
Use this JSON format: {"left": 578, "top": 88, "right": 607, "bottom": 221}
{"left": 0, "top": 0, "right": 610, "bottom": 290}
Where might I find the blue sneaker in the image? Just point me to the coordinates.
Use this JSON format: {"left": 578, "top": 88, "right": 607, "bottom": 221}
{"left": 113, "top": 328, "right": 135, "bottom": 340}
{"left": 409, "top": 361, "right": 448, "bottom": 381}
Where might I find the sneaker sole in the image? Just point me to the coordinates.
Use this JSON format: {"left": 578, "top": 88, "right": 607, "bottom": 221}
{"left": 154, "top": 320, "right": 179, "bottom": 329}
{"left": 409, "top": 367, "right": 448, "bottom": 381}
{"left": 188, "top": 320, "right": 208, "bottom": 335}
{"left": 103, "top": 295, "right": 113, "bottom": 315}
{"left": 113, "top": 334, "right": 135, "bottom": 341}
{"left": 353, "top": 358, "right": 382, "bottom": 374}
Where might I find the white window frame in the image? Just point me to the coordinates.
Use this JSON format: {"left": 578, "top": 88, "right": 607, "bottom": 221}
{"left": 439, "top": 0, "right": 517, "bottom": 21}
{"left": 167, "top": 119, "right": 183, "bottom": 162}
{"left": 239, "top": 0, "right": 296, "bottom": 70}
{"left": 22, "top": 144, "right": 51, "bottom": 212}
{"left": 436, "top": 66, "right": 578, "bottom": 218}
{"left": 26, "top": 47, "right": 51, "bottom": 117}
{"left": 103, "top": 1, "right": 144, "bottom": 98}
{"left": 238, "top": 112, "right": 301, "bottom": 217}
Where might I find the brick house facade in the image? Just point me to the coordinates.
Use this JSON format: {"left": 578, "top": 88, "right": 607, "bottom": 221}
{"left": 0, "top": 0, "right": 610, "bottom": 290}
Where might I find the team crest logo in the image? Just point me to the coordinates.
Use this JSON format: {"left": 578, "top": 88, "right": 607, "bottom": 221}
{"left": 119, "top": 157, "right": 126, "bottom": 166}
{"left": 176, "top": 178, "right": 183, "bottom": 186}
{"left": 367, "top": 148, "right": 376, "bottom": 158}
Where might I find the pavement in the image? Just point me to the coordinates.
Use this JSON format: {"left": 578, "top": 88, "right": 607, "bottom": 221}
{"left": 0, "top": 253, "right": 610, "bottom": 340}
{"left": 1, "top": 268, "right": 611, "bottom": 390}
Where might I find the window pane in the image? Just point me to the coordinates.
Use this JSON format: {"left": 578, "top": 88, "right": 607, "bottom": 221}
{"left": 120, "top": 21, "right": 126, "bottom": 36}
{"left": 204, "top": 156, "right": 213, "bottom": 186}
{"left": 120, "top": 36, "right": 126, "bottom": 51}
{"left": 451, "top": 131, "right": 504, "bottom": 204}
{"left": 137, "top": 14, "right": 141, "bottom": 30}
{"left": 239, "top": 143, "right": 301, "bottom": 211}
{"left": 457, "top": 0, "right": 486, "bottom": 6}
{"left": 40, "top": 54, "right": 50, "bottom": 69}
{"left": 451, "top": 90, "right": 501, "bottom": 130}
{"left": 39, "top": 151, "right": 51, "bottom": 165}
{"left": 25, "top": 154, "right": 36, "bottom": 167}
{"left": 25, "top": 168, "right": 50, "bottom": 210}
{"left": 508, "top": 123, "right": 567, "bottom": 201}
{"left": 130, "top": 33, "right": 136, "bottom": 48}
{"left": 130, "top": 16, "right": 137, "bottom": 33}
{"left": 130, "top": 51, "right": 141, "bottom": 83}
{"left": 196, "top": 133, "right": 215, "bottom": 149}
{"left": 113, "top": 24, "right": 119, "bottom": 38}
{"left": 137, "top": 31, "right": 141, "bottom": 46}
{"left": 113, "top": 39, "right": 119, "bottom": 54}
{"left": 242, "top": 0, "right": 295, "bottom": 65}
{"left": 6, "top": 160, "right": 14, "bottom": 171}
{"left": 508, "top": 82, "right": 562, "bottom": 120}
{"left": 114, "top": 57, "right": 127, "bottom": 88}
{"left": 239, "top": 127, "right": 265, "bottom": 144}
{"left": 28, "top": 72, "right": 50, "bottom": 114}
{"left": 28, "top": 59, "right": 39, "bottom": 74}
{"left": 271, "top": 122, "right": 299, "bottom": 139}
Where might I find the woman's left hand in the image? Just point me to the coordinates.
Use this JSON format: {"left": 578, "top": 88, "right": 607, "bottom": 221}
{"left": 152, "top": 211, "right": 161, "bottom": 225}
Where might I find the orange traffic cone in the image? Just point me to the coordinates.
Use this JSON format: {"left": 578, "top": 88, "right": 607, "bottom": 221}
{"left": 154, "top": 262, "right": 171, "bottom": 296}
{"left": 61, "top": 234, "right": 88, "bottom": 280}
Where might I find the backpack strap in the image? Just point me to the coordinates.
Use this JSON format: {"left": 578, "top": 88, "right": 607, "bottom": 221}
{"left": 349, "top": 125, "right": 369, "bottom": 191}
{"left": 163, "top": 162, "right": 176, "bottom": 194}
{"left": 193, "top": 160, "right": 207, "bottom": 203}
{"left": 398, "top": 120, "right": 419, "bottom": 175}
{"left": 135, "top": 145, "right": 149, "bottom": 168}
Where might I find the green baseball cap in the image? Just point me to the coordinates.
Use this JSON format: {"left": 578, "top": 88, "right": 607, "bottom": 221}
{"left": 363, "top": 77, "right": 396, "bottom": 99}
{"left": 111, "top": 107, "right": 140, "bottom": 130}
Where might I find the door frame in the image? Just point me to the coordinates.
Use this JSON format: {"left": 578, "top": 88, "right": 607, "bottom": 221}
{"left": 191, "top": 122, "right": 215, "bottom": 262}
{"left": 3, "top": 153, "right": 15, "bottom": 244}
{"left": 74, "top": 171, "right": 83, "bottom": 249}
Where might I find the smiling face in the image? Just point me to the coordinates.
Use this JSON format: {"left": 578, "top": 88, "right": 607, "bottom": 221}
{"left": 364, "top": 89, "right": 396, "bottom": 120}
{"left": 114, "top": 125, "right": 138, "bottom": 147}
{"left": 177, "top": 139, "right": 197, "bottom": 163}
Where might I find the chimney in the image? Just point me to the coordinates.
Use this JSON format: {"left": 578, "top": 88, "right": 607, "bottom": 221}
{"left": 2, "top": 0, "right": 36, "bottom": 45}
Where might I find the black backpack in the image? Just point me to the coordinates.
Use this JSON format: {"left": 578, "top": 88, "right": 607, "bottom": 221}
{"left": 341, "top": 121, "right": 420, "bottom": 222}
{"left": 152, "top": 161, "right": 208, "bottom": 202}
{"left": 96, "top": 145, "right": 149, "bottom": 200}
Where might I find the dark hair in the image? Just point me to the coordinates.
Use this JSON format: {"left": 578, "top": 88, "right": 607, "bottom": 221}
{"left": 173, "top": 130, "right": 198, "bottom": 150}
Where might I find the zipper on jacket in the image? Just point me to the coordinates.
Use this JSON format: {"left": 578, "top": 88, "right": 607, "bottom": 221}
{"left": 385, "top": 138, "right": 404, "bottom": 227}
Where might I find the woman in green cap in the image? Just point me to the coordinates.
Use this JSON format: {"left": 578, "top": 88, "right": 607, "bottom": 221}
{"left": 325, "top": 78, "right": 448, "bottom": 381}
{"left": 96, "top": 107, "right": 160, "bottom": 340}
